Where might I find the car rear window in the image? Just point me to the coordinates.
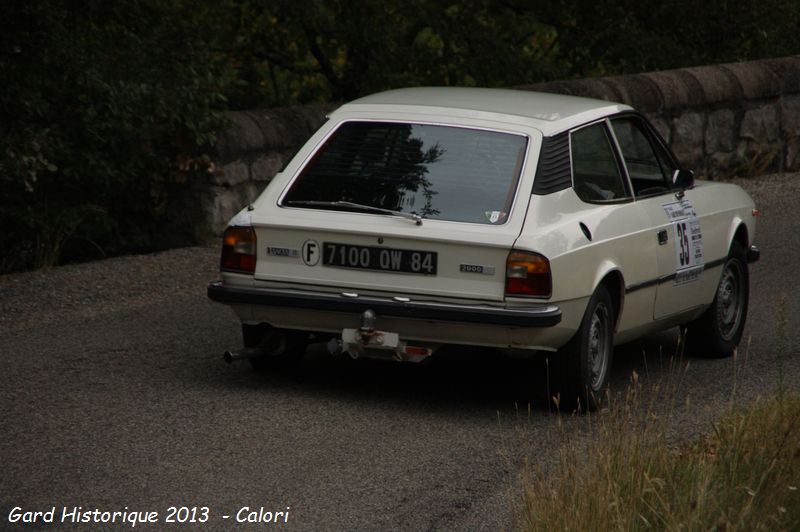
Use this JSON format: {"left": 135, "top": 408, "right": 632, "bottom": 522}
{"left": 281, "top": 121, "right": 528, "bottom": 225}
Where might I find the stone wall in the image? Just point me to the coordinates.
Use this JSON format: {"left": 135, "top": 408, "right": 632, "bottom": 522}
{"left": 198, "top": 104, "right": 336, "bottom": 233}
{"left": 202, "top": 56, "right": 800, "bottom": 235}
{"left": 520, "top": 55, "right": 800, "bottom": 179}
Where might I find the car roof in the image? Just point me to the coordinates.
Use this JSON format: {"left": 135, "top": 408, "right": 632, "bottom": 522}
{"left": 338, "top": 87, "right": 633, "bottom": 136}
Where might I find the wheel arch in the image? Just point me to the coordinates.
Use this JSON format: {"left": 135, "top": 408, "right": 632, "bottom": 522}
{"left": 728, "top": 217, "right": 750, "bottom": 253}
{"left": 728, "top": 220, "right": 750, "bottom": 254}
{"left": 593, "top": 265, "right": 625, "bottom": 332}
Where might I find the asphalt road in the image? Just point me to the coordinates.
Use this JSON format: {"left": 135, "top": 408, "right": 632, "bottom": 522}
{"left": 1, "top": 174, "right": 798, "bottom": 531}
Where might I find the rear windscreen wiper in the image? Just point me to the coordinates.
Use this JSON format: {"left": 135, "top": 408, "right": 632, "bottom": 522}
{"left": 284, "top": 200, "right": 423, "bottom": 226}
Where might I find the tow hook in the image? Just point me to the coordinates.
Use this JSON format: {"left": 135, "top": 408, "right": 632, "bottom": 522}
{"left": 339, "top": 308, "right": 431, "bottom": 362}
{"left": 359, "top": 309, "right": 378, "bottom": 341}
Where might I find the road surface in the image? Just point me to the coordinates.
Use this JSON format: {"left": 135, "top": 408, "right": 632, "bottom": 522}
{"left": 1, "top": 174, "right": 798, "bottom": 531}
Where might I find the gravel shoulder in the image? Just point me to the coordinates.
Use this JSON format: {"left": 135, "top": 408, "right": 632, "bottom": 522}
{"left": 0, "top": 246, "right": 220, "bottom": 333}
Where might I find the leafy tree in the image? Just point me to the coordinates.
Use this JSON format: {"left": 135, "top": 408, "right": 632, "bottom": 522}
{"left": 213, "top": 0, "right": 800, "bottom": 108}
{"left": 0, "top": 0, "right": 231, "bottom": 271}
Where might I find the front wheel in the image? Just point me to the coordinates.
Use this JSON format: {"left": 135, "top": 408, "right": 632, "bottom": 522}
{"left": 683, "top": 241, "right": 749, "bottom": 358}
{"left": 552, "top": 285, "right": 615, "bottom": 412}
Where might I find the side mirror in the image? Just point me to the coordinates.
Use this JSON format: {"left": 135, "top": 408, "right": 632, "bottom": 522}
{"left": 672, "top": 168, "right": 694, "bottom": 189}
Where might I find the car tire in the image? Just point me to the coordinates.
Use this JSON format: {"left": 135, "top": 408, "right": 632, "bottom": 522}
{"left": 242, "top": 324, "right": 307, "bottom": 370}
{"left": 552, "top": 284, "right": 615, "bottom": 412}
{"left": 682, "top": 241, "right": 749, "bottom": 358}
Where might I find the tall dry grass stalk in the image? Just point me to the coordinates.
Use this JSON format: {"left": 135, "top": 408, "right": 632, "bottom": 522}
{"left": 518, "top": 377, "right": 800, "bottom": 531}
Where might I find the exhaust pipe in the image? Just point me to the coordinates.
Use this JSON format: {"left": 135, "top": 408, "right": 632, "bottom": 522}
{"left": 223, "top": 347, "right": 266, "bottom": 364}
{"left": 223, "top": 330, "right": 288, "bottom": 364}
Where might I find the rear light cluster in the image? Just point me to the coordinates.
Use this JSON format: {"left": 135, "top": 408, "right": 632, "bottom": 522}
{"left": 505, "top": 250, "right": 552, "bottom": 297}
{"left": 221, "top": 226, "right": 256, "bottom": 274}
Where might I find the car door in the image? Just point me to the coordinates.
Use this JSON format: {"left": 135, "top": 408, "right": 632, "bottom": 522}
{"left": 608, "top": 115, "right": 710, "bottom": 320}
{"left": 564, "top": 120, "right": 663, "bottom": 337}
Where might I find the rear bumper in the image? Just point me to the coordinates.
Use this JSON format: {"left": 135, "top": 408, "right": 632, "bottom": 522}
{"left": 207, "top": 282, "right": 562, "bottom": 328}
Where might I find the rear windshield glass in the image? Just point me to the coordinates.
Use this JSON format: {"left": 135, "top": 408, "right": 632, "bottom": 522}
{"left": 281, "top": 121, "right": 528, "bottom": 225}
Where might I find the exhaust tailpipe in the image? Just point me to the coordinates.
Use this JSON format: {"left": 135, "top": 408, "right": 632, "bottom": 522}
{"left": 223, "top": 346, "right": 266, "bottom": 364}
{"left": 223, "top": 330, "right": 289, "bottom": 364}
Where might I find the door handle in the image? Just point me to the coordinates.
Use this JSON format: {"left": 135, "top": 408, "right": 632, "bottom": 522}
{"left": 657, "top": 230, "right": 668, "bottom": 245}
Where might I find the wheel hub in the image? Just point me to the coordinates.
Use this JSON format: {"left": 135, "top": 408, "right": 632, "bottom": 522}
{"left": 588, "top": 304, "right": 609, "bottom": 390}
{"left": 717, "top": 262, "right": 744, "bottom": 341}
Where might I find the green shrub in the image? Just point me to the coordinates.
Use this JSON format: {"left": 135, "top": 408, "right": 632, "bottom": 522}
{"left": 0, "top": 1, "right": 231, "bottom": 272}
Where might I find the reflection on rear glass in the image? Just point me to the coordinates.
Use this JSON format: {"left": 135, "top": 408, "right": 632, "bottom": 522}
{"left": 282, "top": 122, "right": 528, "bottom": 225}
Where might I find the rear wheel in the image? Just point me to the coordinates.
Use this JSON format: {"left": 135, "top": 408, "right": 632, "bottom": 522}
{"left": 683, "top": 241, "right": 749, "bottom": 358}
{"left": 553, "top": 285, "right": 615, "bottom": 412}
{"left": 242, "top": 324, "right": 308, "bottom": 370}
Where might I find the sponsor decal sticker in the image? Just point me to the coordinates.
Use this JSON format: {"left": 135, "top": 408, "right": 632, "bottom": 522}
{"left": 484, "top": 211, "right": 507, "bottom": 224}
{"left": 662, "top": 199, "right": 704, "bottom": 286}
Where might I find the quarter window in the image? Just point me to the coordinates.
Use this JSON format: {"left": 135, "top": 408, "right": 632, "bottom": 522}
{"left": 611, "top": 117, "right": 676, "bottom": 197}
{"left": 570, "top": 123, "right": 629, "bottom": 203}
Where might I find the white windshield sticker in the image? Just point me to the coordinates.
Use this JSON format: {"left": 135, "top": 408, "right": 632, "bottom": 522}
{"left": 485, "top": 210, "right": 507, "bottom": 224}
{"left": 663, "top": 199, "right": 704, "bottom": 286}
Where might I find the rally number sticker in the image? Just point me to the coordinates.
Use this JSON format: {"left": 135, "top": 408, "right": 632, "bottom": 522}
{"left": 663, "top": 198, "right": 704, "bottom": 286}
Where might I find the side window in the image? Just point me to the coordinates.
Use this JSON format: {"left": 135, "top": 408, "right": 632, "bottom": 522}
{"left": 610, "top": 117, "right": 677, "bottom": 197}
{"left": 570, "top": 122, "right": 629, "bottom": 203}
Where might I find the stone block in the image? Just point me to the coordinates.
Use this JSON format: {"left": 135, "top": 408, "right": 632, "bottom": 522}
{"left": 705, "top": 109, "right": 737, "bottom": 152}
{"left": 780, "top": 95, "right": 800, "bottom": 136}
{"left": 720, "top": 62, "right": 782, "bottom": 100}
{"left": 669, "top": 112, "right": 706, "bottom": 167}
{"left": 739, "top": 104, "right": 779, "bottom": 142}
{"left": 205, "top": 182, "right": 267, "bottom": 234}
{"left": 215, "top": 113, "right": 265, "bottom": 162}
{"left": 248, "top": 104, "right": 334, "bottom": 149}
{"left": 642, "top": 70, "right": 693, "bottom": 111}
{"left": 250, "top": 153, "right": 284, "bottom": 182}
{"left": 785, "top": 138, "right": 800, "bottom": 171}
{"left": 761, "top": 56, "right": 800, "bottom": 93}
{"left": 682, "top": 66, "right": 741, "bottom": 106}
{"left": 645, "top": 114, "right": 671, "bottom": 144}
{"left": 604, "top": 74, "right": 662, "bottom": 112}
{"left": 707, "top": 152, "right": 736, "bottom": 178}
{"left": 735, "top": 139, "right": 781, "bottom": 176}
{"left": 212, "top": 160, "right": 250, "bottom": 187}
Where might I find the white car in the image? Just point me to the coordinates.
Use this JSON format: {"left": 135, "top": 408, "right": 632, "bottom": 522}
{"left": 208, "top": 87, "right": 759, "bottom": 410}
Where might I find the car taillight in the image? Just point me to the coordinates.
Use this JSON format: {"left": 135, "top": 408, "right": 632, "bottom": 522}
{"left": 221, "top": 226, "right": 256, "bottom": 274}
{"left": 505, "top": 250, "right": 552, "bottom": 297}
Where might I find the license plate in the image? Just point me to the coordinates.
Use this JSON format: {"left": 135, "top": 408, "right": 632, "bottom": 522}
{"left": 322, "top": 242, "right": 437, "bottom": 275}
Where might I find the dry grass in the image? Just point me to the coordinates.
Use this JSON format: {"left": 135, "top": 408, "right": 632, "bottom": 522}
{"left": 517, "top": 380, "right": 800, "bottom": 531}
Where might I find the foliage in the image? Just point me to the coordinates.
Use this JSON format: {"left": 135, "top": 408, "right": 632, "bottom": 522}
{"left": 210, "top": 0, "right": 800, "bottom": 108}
{"left": 0, "top": 0, "right": 230, "bottom": 271}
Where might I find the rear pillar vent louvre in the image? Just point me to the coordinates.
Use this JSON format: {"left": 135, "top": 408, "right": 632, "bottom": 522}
{"left": 532, "top": 132, "right": 572, "bottom": 195}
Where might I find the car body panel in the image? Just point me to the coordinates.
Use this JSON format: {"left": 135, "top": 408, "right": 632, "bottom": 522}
{"left": 650, "top": 180, "right": 756, "bottom": 319}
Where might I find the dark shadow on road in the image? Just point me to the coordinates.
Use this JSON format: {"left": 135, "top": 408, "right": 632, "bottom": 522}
{"left": 204, "top": 325, "right": 710, "bottom": 416}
